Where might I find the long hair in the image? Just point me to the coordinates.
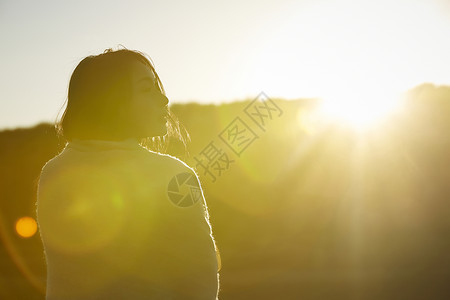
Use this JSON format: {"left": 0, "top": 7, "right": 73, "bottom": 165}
{"left": 55, "top": 46, "right": 190, "bottom": 155}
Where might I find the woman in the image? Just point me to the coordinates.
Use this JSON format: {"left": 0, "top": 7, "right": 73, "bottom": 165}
{"left": 36, "top": 48, "right": 220, "bottom": 299}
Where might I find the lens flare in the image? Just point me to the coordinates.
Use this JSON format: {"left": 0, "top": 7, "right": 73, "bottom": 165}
{"left": 15, "top": 216, "right": 37, "bottom": 238}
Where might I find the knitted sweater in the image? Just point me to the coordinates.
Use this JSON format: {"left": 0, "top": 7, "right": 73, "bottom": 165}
{"left": 36, "top": 138, "right": 220, "bottom": 299}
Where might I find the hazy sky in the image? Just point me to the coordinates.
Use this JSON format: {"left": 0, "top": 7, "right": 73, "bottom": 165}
{"left": 1, "top": 0, "right": 450, "bottom": 129}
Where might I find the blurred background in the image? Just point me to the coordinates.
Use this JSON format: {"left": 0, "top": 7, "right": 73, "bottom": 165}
{"left": 1, "top": 0, "right": 450, "bottom": 299}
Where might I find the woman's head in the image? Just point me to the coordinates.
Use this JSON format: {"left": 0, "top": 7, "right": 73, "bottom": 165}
{"left": 58, "top": 47, "right": 170, "bottom": 141}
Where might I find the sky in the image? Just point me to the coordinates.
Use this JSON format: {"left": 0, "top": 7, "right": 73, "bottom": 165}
{"left": 1, "top": 0, "right": 450, "bottom": 129}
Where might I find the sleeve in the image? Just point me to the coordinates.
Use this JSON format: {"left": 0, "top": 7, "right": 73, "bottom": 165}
{"left": 162, "top": 164, "right": 221, "bottom": 299}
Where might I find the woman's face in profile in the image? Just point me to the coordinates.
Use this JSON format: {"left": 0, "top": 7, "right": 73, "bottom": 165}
{"left": 129, "top": 60, "right": 169, "bottom": 138}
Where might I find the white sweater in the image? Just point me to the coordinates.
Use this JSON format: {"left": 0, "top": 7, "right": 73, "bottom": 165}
{"left": 36, "top": 138, "right": 220, "bottom": 299}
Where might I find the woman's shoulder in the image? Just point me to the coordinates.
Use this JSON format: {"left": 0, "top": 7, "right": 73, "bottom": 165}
{"left": 38, "top": 151, "right": 67, "bottom": 181}
{"left": 38, "top": 147, "right": 199, "bottom": 186}
{"left": 147, "top": 151, "right": 197, "bottom": 176}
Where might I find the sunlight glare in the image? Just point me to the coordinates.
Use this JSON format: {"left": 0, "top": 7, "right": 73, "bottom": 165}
{"left": 317, "top": 87, "right": 401, "bottom": 132}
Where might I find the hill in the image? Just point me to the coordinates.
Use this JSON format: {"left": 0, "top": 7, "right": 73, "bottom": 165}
{"left": 1, "top": 86, "right": 450, "bottom": 299}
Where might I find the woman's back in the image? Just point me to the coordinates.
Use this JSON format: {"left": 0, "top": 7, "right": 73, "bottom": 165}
{"left": 36, "top": 139, "right": 219, "bottom": 299}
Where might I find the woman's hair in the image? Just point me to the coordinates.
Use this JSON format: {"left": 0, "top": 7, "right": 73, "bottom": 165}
{"left": 55, "top": 46, "right": 189, "bottom": 154}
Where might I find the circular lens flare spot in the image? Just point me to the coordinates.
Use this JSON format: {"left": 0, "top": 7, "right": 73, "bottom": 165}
{"left": 15, "top": 216, "right": 37, "bottom": 238}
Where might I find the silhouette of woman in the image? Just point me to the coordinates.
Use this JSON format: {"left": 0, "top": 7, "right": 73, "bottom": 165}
{"left": 36, "top": 47, "right": 220, "bottom": 299}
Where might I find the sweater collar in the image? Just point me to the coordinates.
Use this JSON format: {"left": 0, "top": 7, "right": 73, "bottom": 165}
{"left": 67, "top": 138, "right": 144, "bottom": 152}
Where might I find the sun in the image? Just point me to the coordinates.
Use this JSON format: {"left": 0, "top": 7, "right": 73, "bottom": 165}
{"left": 315, "top": 87, "right": 401, "bottom": 132}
